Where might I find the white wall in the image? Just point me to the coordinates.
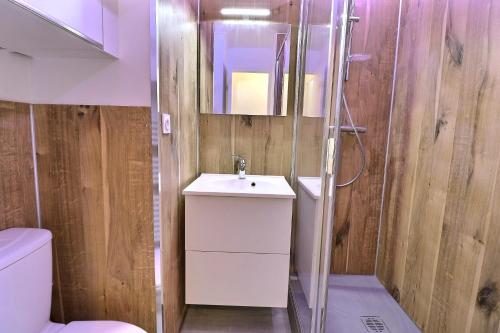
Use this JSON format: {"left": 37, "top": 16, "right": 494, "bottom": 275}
{"left": 29, "top": 0, "right": 151, "bottom": 106}
{"left": 0, "top": 50, "right": 33, "bottom": 103}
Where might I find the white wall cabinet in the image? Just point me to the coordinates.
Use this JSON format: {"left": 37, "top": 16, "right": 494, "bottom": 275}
{"left": 0, "top": 0, "right": 117, "bottom": 58}
{"left": 19, "top": 0, "right": 104, "bottom": 45}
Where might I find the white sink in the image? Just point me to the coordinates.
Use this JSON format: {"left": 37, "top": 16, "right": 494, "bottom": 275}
{"left": 183, "top": 173, "right": 296, "bottom": 308}
{"left": 182, "top": 173, "right": 296, "bottom": 199}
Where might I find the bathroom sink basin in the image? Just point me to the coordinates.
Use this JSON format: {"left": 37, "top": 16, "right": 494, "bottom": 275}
{"left": 183, "top": 174, "right": 296, "bottom": 199}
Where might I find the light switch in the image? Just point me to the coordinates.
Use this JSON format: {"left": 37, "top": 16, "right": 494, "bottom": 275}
{"left": 162, "top": 114, "right": 171, "bottom": 134}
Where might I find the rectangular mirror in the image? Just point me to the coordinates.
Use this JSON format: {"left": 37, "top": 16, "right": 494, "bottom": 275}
{"left": 200, "top": 2, "right": 292, "bottom": 116}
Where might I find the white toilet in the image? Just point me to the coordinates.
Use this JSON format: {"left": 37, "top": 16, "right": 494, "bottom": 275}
{"left": 0, "top": 228, "right": 147, "bottom": 333}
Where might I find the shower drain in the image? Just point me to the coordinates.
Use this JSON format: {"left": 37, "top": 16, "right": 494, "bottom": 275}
{"left": 360, "top": 316, "right": 390, "bottom": 333}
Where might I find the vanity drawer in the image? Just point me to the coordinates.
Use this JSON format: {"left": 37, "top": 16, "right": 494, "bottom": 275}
{"left": 185, "top": 251, "right": 289, "bottom": 307}
{"left": 185, "top": 195, "right": 293, "bottom": 254}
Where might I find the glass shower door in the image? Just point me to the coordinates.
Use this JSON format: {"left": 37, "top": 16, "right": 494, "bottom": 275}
{"left": 290, "top": 0, "right": 349, "bottom": 332}
{"left": 313, "top": 0, "right": 350, "bottom": 332}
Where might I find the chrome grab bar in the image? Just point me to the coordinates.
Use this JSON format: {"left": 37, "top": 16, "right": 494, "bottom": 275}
{"left": 340, "top": 125, "right": 367, "bottom": 134}
{"left": 329, "top": 125, "right": 367, "bottom": 134}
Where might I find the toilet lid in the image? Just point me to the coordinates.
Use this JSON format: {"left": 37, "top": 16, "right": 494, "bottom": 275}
{"left": 59, "top": 321, "right": 147, "bottom": 333}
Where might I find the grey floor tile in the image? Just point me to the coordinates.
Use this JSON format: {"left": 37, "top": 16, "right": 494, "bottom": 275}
{"left": 181, "top": 305, "right": 292, "bottom": 333}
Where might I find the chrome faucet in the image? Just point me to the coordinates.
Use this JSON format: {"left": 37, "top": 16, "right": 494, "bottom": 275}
{"left": 232, "top": 155, "right": 247, "bottom": 179}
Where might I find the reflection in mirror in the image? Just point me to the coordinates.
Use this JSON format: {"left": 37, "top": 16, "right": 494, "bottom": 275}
{"left": 302, "top": 25, "right": 330, "bottom": 117}
{"left": 200, "top": 0, "right": 293, "bottom": 116}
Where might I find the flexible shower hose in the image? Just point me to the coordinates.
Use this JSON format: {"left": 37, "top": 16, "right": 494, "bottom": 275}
{"left": 336, "top": 92, "right": 366, "bottom": 188}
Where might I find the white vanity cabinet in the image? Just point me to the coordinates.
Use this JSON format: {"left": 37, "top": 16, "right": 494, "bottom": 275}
{"left": 183, "top": 174, "right": 296, "bottom": 308}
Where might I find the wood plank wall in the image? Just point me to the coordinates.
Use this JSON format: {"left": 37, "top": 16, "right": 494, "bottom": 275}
{"left": 34, "top": 105, "right": 156, "bottom": 332}
{"left": 377, "top": 0, "right": 500, "bottom": 331}
{"left": 330, "top": 0, "right": 400, "bottom": 274}
{"left": 157, "top": 0, "right": 198, "bottom": 331}
{"left": 199, "top": 0, "right": 300, "bottom": 181}
{"left": 0, "top": 100, "right": 37, "bottom": 230}
{"left": 199, "top": 115, "right": 294, "bottom": 179}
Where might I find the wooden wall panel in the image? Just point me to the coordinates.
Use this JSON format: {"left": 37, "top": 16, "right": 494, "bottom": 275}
{"left": 100, "top": 106, "right": 156, "bottom": 329}
{"left": 330, "top": 0, "right": 400, "bottom": 274}
{"left": 35, "top": 104, "right": 156, "bottom": 333}
{"left": 199, "top": 114, "right": 294, "bottom": 180}
{"left": 377, "top": 0, "right": 500, "bottom": 332}
{"left": 0, "top": 100, "right": 37, "bottom": 230}
{"left": 157, "top": 0, "right": 199, "bottom": 332}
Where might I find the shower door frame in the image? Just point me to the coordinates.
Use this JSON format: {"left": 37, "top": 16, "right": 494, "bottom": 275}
{"left": 305, "top": 0, "right": 350, "bottom": 331}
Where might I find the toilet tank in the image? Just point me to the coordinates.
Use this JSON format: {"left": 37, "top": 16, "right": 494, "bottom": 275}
{"left": 0, "top": 228, "right": 53, "bottom": 333}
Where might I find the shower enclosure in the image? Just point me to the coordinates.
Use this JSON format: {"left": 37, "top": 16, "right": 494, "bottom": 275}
{"left": 289, "top": 0, "right": 419, "bottom": 332}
